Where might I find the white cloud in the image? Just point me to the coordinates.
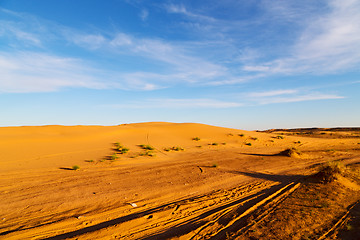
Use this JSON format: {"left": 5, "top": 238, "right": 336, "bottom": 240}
{"left": 110, "top": 33, "right": 133, "bottom": 46}
{"left": 248, "top": 89, "right": 298, "bottom": 98}
{"left": 70, "top": 34, "right": 106, "bottom": 50}
{"left": 0, "top": 20, "right": 42, "bottom": 46}
{"left": 105, "top": 98, "right": 243, "bottom": 109}
{"left": 140, "top": 9, "right": 149, "bottom": 21}
{"left": 257, "top": 94, "right": 344, "bottom": 105}
{"left": 245, "top": 0, "right": 360, "bottom": 75}
{"left": 164, "top": 4, "right": 216, "bottom": 22}
{"left": 0, "top": 52, "right": 105, "bottom": 93}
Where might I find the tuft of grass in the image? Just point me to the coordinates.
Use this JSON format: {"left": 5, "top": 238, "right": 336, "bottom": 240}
{"left": 316, "top": 161, "right": 345, "bottom": 183}
{"left": 114, "top": 143, "right": 129, "bottom": 154}
{"left": 276, "top": 135, "right": 284, "bottom": 139}
{"left": 278, "top": 147, "right": 302, "bottom": 157}
{"left": 164, "top": 146, "right": 185, "bottom": 152}
{"left": 110, "top": 153, "right": 119, "bottom": 161}
{"left": 139, "top": 144, "right": 155, "bottom": 151}
{"left": 227, "top": 133, "right": 234, "bottom": 136}
{"left": 72, "top": 165, "right": 80, "bottom": 171}
{"left": 346, "top": 224, "right": 353, "bottom": 231}
{"left": 238, "top": 134, "right": 245, "bottom": 137}
{"left": 85, "top": 159, "right": 94, "bottom": 163}
{"left": 192, "top": 137, "right": 201, "bottom": 141}
{"left": 245, "top": 142, "right": 252, "bottom": 146}
{"left": 139, "top": 151, "right": 156, "bottom": 157}
{"left": 171, "top": 146, "right": 184, "bottom": 151}
{"left": 211, "top": 142, "right": 219, "bottom": 146}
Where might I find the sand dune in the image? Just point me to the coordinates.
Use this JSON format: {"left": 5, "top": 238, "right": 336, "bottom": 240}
{"left": 0, "top": 122, "right": 359, "bottom": 239}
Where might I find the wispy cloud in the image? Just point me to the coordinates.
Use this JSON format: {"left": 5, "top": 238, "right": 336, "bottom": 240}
{"left": 257, "top": 94, "right": 344, "bottom": 105}
{"left": 248, "top": 89, "right": 298, "bottom": 98}
{"left": 244, "top": 0, "right": 360, "bottom": 75}
{"left": 140, "top": 9, "right": 149, "bottom": 21}
{"left": 165, "top": 4, "right": 216, "bottom": 22}
{"left": 104, "top": 98, "right": 243, "bottom": 109}
{"left": 0, "top": 52, "right": 106, "bottom": 93}
{"left": 246, "top": 89, "right": 344, "bottom": 105}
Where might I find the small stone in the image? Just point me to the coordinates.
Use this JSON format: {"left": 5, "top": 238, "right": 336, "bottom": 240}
{"left": 129, "top": 203, "right": 137, "bottom": 207}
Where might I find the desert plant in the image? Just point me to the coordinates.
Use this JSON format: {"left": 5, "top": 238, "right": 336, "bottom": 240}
{"left": 212, "top": 163, "right": 218, "bottom": 168}
{"left": 192, "top": 137, "right": 201, "bottom": 141}
{"left": 276, "top": 135, "right": 284, "bottom": 139}
{"left": 171, "top": 146, "right": 184, "bottom": 151}
{"left": 316, "top": 161, "right": 345, "bottom": 183}
{"left": 211, "top": 142, "right": 219, "bottom": 146}
{"left": 245, "top": 142, "right": 252, "bottom": 146}
{"left": 238, "top": 134, "right": 245, "bottom": 137}
{"left": 72, "top": 165, "right": 80, "bottom": 170}
{"left": 278, "top": 147, "right": 301, "bottom": 157}
{"left": 139, "top": 144, "right": 154, "bottom": 150}
{"left": 110, "top": 153, "right": 119, "bottom": 161}
{"left": 114, "top": 143, "right": 129, "bottom": 154}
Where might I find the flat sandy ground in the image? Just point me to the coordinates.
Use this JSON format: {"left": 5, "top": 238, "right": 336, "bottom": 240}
{"left": 0, "top": 122, "right": 359, "bottom": 239}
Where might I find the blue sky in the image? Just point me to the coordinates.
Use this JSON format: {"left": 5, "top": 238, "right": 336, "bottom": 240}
{"left": 0, "top": 0, "right": 359, "bottom": 130}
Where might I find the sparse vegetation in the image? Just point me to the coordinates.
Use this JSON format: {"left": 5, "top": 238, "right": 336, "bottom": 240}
{"left": 164, "top": 146, "right": 185, "bottom": 152}
{"left": 192, "top": 137, "right": 201, "bottom": 141}
{"left": 72, "top": 165, "right": 80, "bottom": 171}
{"left": 85, "top": 159, "right": 94, "bottom": 163}
{"left": 238, "top": 134, "right": 245, "bottom": 137}
{"left": 110, "top": 153, "right": 119, "bottom": 161}
{"left": 212, "top": 163, "right": 218, "bottom": 168}
{"left": 278, "top": 147, "right": 302, "bottom": 157}
{"left": 316, "top": 161, "right": 345, "bottom": 183}
{"left": 227, "top": 133, "right": 234, "bottom": 136}
{"left": 245, "top": 142, "right": 252, "bottom": 146}
{"left": 139, "top": 151, "right": 156, "bottom": 157}
{"left": 276, "top": 135, "right": 284, "bottom": 139}
{"left": 221, "top": 142, "right": 226, "bottom": 145}
{"left": 114, "top": 143, "right": 129, "bottom": 154}
{"left": 139, "top": 144, "right": 155, "bottom": 150}
{"left": 211, "top": 142, "right": 219, "bottom": 146}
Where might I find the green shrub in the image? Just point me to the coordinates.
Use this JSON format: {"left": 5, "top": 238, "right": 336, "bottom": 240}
{"left": 171, "top": 146, "right": 184, "bottom": 151}
{"left": 115, "top": 143, "right": 129, "bottom": 154}
{"left": 110, "top": 153, "right": 119, "bottom": 161}
{"left": 139, "top": 144, "right": 154, "bottom": 150}
{"left": 72, "top": 165, "right": 80, "bottom": 170}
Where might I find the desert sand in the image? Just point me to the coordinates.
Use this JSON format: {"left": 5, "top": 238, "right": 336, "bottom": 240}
{"left": 1, "top": 122, "right": 360, "bottom": 239}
